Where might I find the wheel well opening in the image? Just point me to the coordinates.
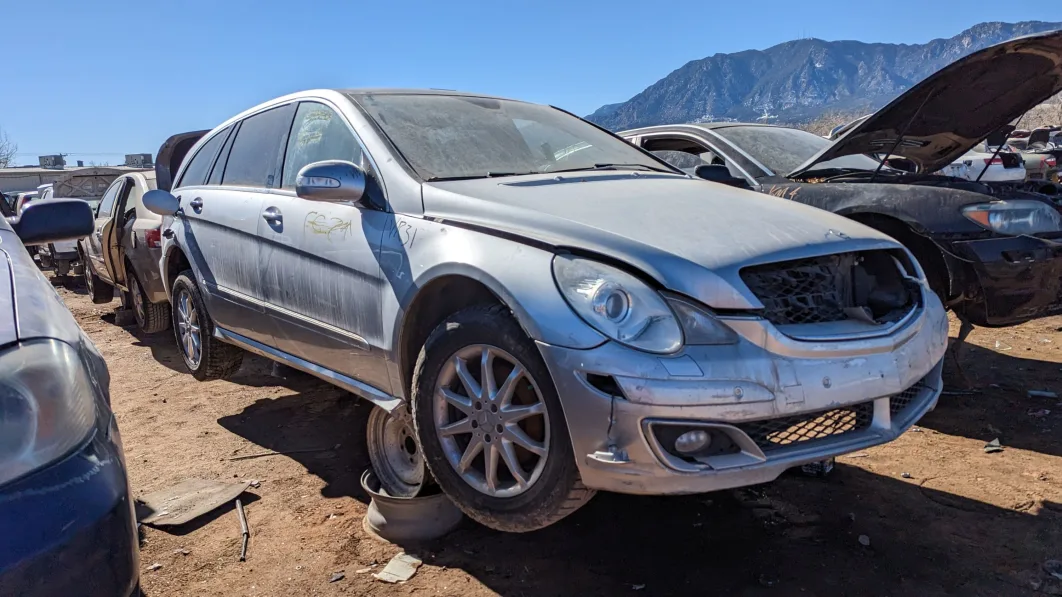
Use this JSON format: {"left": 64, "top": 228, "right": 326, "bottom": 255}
{"left": 399, "top": 276, "right": 502, "bottom": 398}
{"left": 165, "top": 249, "right": 191, "bottom": 293}
{"left": 846, "top": 213, "right": 950, "bottom": 300}
{"left": 1036, "top": 183, "right": 1058, "bottom": 196}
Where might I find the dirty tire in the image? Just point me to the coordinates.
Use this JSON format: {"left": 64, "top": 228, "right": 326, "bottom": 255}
{"left": 411, "top": 304, "right": 595, "bottom": 532}
{"left": 130, "top": 270, "right": 171, "bottom": 334}
{"left": 171, "top": 270, "right": 243, "bottom": 381}
{"left": 83, "top": 255, "right": 114, "bottom": 305}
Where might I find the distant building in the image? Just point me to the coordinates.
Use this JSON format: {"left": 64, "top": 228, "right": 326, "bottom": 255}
{"left": 124, "top": 153, "right": 153, "bottom": 168}
{"left": 38, "top": 154, "right": 66, "bottom": 169}
{"left": 0, "top": 164, "right": 151, "bottom": 194}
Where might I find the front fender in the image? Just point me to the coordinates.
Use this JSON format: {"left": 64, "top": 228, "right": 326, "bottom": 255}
{"left": 379, "top": 214, "right": 607, "bottom": 361}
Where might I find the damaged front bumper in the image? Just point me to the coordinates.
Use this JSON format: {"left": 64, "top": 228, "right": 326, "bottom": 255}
{"left": 945, "top": 234, "right": 1062, "bottom": 326}
{"left": 538, "top": 292, "right": 948, "bottom": 495}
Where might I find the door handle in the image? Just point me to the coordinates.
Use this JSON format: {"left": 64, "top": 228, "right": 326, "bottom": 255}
{"left": 262, "top": 207, "right": 283, "bottom": 224}
{"left": 189, "top": 197, "right": 204, "bottom": 212}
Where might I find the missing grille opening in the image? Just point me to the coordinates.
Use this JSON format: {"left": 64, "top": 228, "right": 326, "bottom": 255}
{"left": 890, "top": 378, "right": 929, "bottom": 419}
{"left": 585, "top": 373, "right": 624, "bottom": 397}
{"left": 740, "top": 251, "right": 919, "bottom": 327}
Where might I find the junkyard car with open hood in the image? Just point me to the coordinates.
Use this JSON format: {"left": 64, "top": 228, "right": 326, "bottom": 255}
{"left": 622, "top": 30, "right": 1062, "bottom": 329}
{"left": 143, "top": 88, "right": 947, "bottom": 532}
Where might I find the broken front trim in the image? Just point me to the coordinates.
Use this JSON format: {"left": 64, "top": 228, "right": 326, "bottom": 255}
{"left": 739, "top": 249, "right": 922, "bottom": 341}
{"left": 535, "top": 289, "right": 947, "bottom": 496}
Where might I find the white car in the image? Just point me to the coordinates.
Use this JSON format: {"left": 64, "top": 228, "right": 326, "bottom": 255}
{"left": 940, "top": 142, "right": 1026, "bottom": 183}
{"left": 827, "top": 117, "right": 1025, "bottom": 182}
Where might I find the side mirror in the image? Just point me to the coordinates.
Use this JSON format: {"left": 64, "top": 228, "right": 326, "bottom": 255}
{"left": 694, "top": 164, "right": 733, "bottom": 181}
{"left": 295, "top": 160, "right": 366, "bottom": 204}
{"left": 143, "top": 189, "right": 180, "bottom": 216}
{"left": 11, "top": 199, "right": 94, "bottom": 246}
{"left": 693, "top": 164, "right": 751, "bottom": 190}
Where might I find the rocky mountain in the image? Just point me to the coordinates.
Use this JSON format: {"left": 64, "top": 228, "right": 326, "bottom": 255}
{"left": 586, "top": 21, "right": 1062, "bottom": 130}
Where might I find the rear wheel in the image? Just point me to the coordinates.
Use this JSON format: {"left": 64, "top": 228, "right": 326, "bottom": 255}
{"left": 129, "top": 271, "right": 171, "bottom": 334}
{"left": 411, "top": 305, "right": 594, "bottom": 532}
{"left": 171, "top": 271, "right": 243, "bottom": 380}
{"left": 84, "top": 259, "right": 114, "bottom": 305}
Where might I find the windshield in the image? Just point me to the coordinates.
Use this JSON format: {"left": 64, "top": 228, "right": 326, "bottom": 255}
{"left": 355, "top": 94, "right": 675, "bottom": 180}
{"left": 713, "top": 125, "right": 883, "bottom": 175}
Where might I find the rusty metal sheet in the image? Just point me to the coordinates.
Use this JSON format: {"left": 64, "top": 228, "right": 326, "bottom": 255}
{"left": 136, "top": 478, "right": 250, "bottom": 526}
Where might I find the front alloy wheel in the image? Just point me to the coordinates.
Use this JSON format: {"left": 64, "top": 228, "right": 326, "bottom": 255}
{"left": 434, "top": 345, "right": 549, "bottom": 498}
{"left": 411, "top": 304, "right": 594, "bottom": 532}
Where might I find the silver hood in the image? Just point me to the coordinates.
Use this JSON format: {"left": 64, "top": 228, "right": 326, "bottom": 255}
{"left": 792, "top": 29, "right": 1062, "bottom": 177}
{"left": 422, "top": 171, "right": 902, "bottom": 310}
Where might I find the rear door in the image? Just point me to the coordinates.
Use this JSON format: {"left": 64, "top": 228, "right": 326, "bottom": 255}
{"left": 177, "top": 104, "right": 295, "bottom": 345}
{"left": 87, "top": 179, "right": 123, "bottom": 283}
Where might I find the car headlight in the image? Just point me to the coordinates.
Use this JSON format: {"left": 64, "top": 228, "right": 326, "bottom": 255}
{"left": 0, "top": 340, "right": 97, "bottom": 487}
{"left": 962, "top": 200, "right": 1062, "bottom": 236}
{"left": 553, "top": 256, "right": 738, "bottom": 352}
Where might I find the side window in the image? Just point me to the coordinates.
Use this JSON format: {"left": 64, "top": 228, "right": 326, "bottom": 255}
{"left": 176, "top": 128, "right": 229, "bottom": 189}
{"left": 97, "top": 179, "right": 123, "bottom": 217}
{"left": 207, "top": 126, "right": 237, "bottom": 186}
{"left": 650, "top": 150, "right": 709, "bottom": 170}
{"left": 642, "top": 137, "right": 735, "bottom": 175}
{"left": 281, "top": 102, "right": 364, "bottom": 189}
{"left": 222, "top": 105, "right": 295, "bottom": 188}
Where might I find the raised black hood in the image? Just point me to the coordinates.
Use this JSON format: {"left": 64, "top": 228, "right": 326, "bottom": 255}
{"left": 792, "top": 29, "right": 1062, "bottom": 177}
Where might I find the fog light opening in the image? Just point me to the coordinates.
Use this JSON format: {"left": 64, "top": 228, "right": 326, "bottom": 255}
{"left": 655, "top": 424, "right": 742, "bottom": 463}
{"left": 675, "top": 429, "right": 711, "bottom": 454}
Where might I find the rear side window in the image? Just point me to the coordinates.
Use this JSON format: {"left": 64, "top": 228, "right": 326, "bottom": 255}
{"left": 208, "top": 127, "right": 237, "bottom": 186}
{"left": 97, "top": 179, "right": 123, "bottom": 217}
{"left": 281, "top": 102, "right": 364, "bottom": 189}
{"left": 176, "top": 129, "right": 229, "bottom": 189}
{"left": 222, "top": 105, "right": 295, "bottom": 188}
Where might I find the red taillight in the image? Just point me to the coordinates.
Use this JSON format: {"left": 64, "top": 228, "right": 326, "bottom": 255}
{"left": 1047, "top": 157, "right": 1057, "bottom": 168}
{"left": 145, "top": 228, "right": 162, "bottom": 248}
{"left": 983, "top": 157, "right": 1004, "bottom": 165}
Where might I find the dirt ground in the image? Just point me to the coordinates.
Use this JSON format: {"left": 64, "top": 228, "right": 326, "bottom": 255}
{"left": 54, "top": 278, "right": 1062, "bottom": 596}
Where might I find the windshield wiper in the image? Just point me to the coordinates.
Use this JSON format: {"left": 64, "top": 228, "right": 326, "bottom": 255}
{"left": 427, "top": 171, "right": 538, "bottom": 182}
{"left": 550, "top": 163, "right": 675, "bottom": 174}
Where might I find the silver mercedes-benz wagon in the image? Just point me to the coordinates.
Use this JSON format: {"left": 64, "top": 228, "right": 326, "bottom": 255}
{"left": 143, "top": 89, "right": 948, "bottom": 532}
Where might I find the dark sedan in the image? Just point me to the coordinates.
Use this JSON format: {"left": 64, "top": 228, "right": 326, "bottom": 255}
{"left": 0, "top": 200, "right": 139, "bottom": 596}
{"left": 620, "top": 30, "right": 1062, "bottom": 333}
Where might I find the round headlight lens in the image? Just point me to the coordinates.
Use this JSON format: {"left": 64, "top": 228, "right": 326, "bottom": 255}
{"left": 592, "top": 282, "right": 631, "bottom": 323}
{"left": 0, "top": 383, "right": 38, "bottom": 462}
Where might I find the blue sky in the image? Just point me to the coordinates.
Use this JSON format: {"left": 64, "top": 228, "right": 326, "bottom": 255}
{"left": 1, "top": 1, "right": 1054, "bottom": 167}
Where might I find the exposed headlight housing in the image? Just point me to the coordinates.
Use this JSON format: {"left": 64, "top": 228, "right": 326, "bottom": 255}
{"left": 0, "top": 340, "right": 97, "bottom": 487}
{"left": 553, "top": 255, "right": 738, "bottom": 352}
{"left": 666, "top": 295, "right": 739, "bottom": 345}
{"left": 962, "top": 200, "right": 1062, "bottom": 236}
